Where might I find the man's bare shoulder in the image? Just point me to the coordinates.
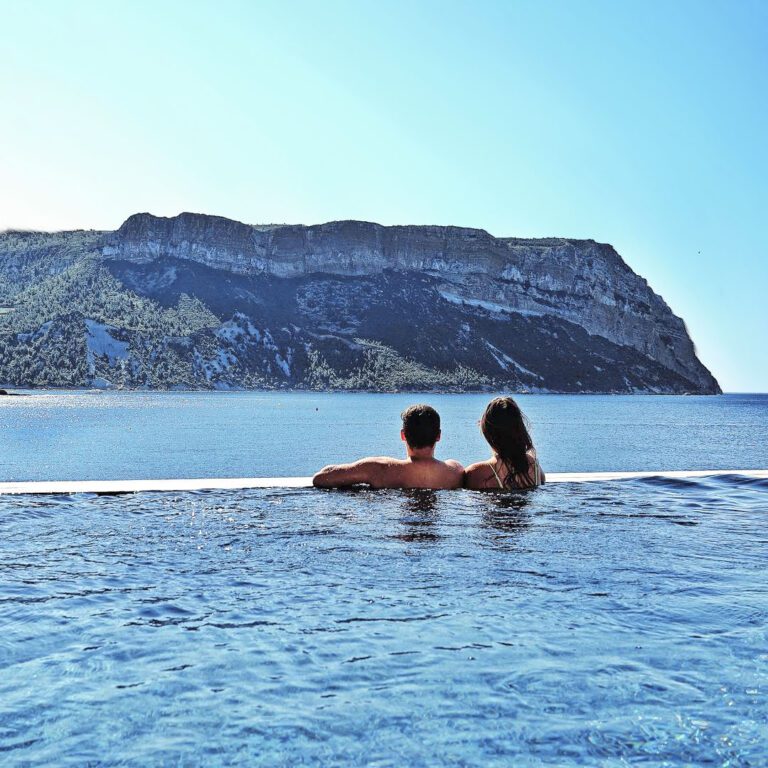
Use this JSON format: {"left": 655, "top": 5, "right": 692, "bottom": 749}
{"left": 440, "top": 459, "right": 465, "bottom": 489}
{"left": 443, "top": 459, "right": 465, "bottom": 482}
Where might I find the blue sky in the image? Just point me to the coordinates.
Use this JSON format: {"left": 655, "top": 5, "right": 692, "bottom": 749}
{"left": 1, "top": 0, "right": 765, "bottom": 391}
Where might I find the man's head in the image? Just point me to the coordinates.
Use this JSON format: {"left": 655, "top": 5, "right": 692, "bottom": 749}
{"left": 400, "top": 404, "right": 441, "bottom": 449}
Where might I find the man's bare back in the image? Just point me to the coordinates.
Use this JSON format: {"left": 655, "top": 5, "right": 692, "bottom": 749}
{"left": 312, "top": 404, "right": 464, "bottom": 490}
{"left": 313, "top": 455, "right": 463, "bottom": 490}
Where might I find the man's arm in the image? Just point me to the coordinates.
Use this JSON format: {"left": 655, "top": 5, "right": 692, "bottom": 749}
{"left": 312, "top": 458, "right": 382, "bottom": 488}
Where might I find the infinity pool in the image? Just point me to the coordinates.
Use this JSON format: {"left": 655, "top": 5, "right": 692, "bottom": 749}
{"left": 1, "top": 477, "right": 766, "bottom": 765}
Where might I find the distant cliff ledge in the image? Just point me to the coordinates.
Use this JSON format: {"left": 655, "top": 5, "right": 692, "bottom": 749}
{"left": 0, "top": 212, "right": 720, "bottom": 393}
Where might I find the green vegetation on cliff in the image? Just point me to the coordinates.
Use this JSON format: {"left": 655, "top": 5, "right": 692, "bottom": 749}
{"left": 0, "top": 259, "right": 493, "bottom": 391}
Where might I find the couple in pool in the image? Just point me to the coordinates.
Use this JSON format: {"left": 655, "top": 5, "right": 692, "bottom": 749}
{"left": 313, "top": 396, "right": 544, "bottom": 491}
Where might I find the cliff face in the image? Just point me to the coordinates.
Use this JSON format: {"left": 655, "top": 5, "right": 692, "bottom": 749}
{"left": 102, "top": 213, "right": 719, "bottom": 393}
{"left": 0, "top": 212, "right": 719, "bottom": 393}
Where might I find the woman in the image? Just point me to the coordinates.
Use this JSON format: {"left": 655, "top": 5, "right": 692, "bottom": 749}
{"left": 464, "top": 396, "right": 545, "bottom": 490}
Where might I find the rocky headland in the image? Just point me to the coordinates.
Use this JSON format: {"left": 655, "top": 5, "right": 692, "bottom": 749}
{"left": 0, "top": 212, "right": 720, "bottom": 393}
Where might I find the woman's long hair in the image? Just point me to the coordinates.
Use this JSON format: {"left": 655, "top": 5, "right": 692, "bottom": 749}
{"left": 480, "top": 396, "right": 534, "bottom": 486}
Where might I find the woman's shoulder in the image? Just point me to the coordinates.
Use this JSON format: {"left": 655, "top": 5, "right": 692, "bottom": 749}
{"left": 465, "top": 458, "right": 493, "bottom": 472}
{"left": 464, "top": 459, "right": 495, "bottom": 477}
{"left": 463, "top": 460, "right": 497, "bottom": 490}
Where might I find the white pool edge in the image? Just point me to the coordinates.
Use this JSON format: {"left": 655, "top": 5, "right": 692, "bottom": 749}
{"left": 0, "top": 469, "right": 766, "bottom": 495}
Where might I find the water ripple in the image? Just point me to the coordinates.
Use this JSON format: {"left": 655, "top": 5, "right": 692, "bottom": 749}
{"left": 0, "top": 481, "right": 766, "bottom": 765}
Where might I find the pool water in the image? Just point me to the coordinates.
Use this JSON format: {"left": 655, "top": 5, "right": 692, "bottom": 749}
{"left": 1, "top": 476, "right": 766, "bottom": 765}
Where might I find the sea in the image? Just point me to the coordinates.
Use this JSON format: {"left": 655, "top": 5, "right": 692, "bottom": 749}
{"left": 0, "top": 391, "right": 766, "bottom": 766}
{"left": 1, "top": 391, "right": 767, "bottom": 481}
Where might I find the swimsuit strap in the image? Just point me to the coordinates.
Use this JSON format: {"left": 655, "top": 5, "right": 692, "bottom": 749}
{"left": 492, "top": 454, "right": 540, "bottom": 490}
{"left": 490, "top": 460, "right": 505, "bottom": 489}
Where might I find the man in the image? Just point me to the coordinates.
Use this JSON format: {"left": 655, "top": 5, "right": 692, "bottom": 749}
{"left": 312, "top": 404, "right": 464, "bottom": 490}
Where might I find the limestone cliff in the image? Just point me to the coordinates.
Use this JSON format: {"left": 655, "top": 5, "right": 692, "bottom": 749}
{"left": 102, "top": 213, "right": 718, "bottom": 392}
{"left": 0, "top": 212, "right": 719, "bottom": 393}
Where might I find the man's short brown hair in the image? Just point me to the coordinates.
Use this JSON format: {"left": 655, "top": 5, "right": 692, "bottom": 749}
{"left": 401, "top": 404, "right": 441, "bottom": 448}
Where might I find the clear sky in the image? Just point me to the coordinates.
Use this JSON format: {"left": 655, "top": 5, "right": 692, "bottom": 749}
{"left": 0, "top": 0, "right": 765, "bottom": 391}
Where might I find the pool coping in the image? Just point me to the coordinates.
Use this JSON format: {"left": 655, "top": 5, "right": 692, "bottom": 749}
{"left": 0, "top": 470, "right": 766, "bottom": 495}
